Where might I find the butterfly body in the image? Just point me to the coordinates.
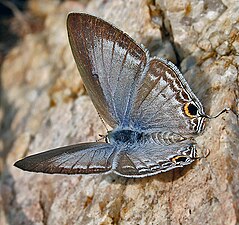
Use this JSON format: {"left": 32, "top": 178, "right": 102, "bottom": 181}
{"left": 14, "top": 13, "right": 222, "bottom": 178}
{"left": 107, "top": 129, "right": 143, "bottom": 145}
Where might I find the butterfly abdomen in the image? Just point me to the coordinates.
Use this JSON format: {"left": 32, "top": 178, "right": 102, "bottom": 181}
{"left": 143, "top": 131, "right": 186, "bottom": 145}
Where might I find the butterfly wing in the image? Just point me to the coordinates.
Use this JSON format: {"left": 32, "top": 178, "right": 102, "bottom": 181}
{"left": 68, "top": 13, "right": 206, "bottom": 134}
{"left": 113, "top": 141, "right": 196, "bottom": 178}
{"left": 14, "top": 143, "right": 117, "bottom": 174}
{"left": 130, "top": 58, "right": 206, "bottom": 135}
{"left": 67, "top": 13, "right": 148, "bottom": 127}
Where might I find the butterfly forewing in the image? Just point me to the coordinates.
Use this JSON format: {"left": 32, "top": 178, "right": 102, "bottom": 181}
{"left": 67, "top": 13, "right": 148, "bottom": 127}
{"left": 14, "top": 143, "right": 116, "bottom": 174}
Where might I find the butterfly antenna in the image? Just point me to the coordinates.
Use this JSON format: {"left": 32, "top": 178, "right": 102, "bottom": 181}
{"left": 95, "top": 112, "right": 109, "bottom": 142}
{"left": 203, "top": 107, "right": 231, "bottom": 119}
{"left": 97, "top": 112, "right": 108, "bottom": 132}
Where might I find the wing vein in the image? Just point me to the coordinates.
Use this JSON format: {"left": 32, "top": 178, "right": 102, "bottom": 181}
{"left": 143, "top": 91, "right": 179, "bottom": 125}
{"left": 112, "top": 39, "right": 129, "bottom": 99}
{"left": 138, "top": 83, "right": 170, "bottom": 119}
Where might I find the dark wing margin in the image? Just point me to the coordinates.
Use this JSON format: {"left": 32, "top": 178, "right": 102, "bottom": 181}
{"left": 14, "top": 143, "right": 116, "bottom": 175}
{"left": 67, "top": 13, "right": 148, "bottom": 127}
{"left": 113, "top": 142, "right": 196, "bottom": 178}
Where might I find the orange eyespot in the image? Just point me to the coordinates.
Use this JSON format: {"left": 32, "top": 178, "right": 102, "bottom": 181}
{"left": 184, "top": 102, "right": 198, "bottom": 118}
{"left": 171, "top": 155, "right": 189, "bottom": 163}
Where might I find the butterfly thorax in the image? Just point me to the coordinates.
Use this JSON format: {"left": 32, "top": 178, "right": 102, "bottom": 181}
{"left": 107, "top": 129, "right": 143, "bottom": 145}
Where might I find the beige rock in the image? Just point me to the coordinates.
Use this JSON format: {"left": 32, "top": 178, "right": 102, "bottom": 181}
{"left": 1, "top": 0, "right": 238, "bottom": 224}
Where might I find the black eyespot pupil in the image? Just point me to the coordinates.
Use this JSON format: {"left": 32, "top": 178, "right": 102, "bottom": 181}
{"left": 174, "top": 157, "right": 188, "bottom": 163}
{"left": 188, "top": 103, "right": 198, "bottom": 115}
{"left": 92, "top": 73, "right": 99, "bottom": 79}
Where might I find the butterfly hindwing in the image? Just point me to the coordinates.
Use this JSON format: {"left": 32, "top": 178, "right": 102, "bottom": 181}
{"left": 113, "top": 142, "right": 196, "bottom": 177}
{"left": 130, "top": 58, "right": 206, "bottom": 134}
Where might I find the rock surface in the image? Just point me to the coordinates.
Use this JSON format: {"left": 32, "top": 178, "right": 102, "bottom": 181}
{"left": 1, "top": 0, "right": 239, "bottom": 224}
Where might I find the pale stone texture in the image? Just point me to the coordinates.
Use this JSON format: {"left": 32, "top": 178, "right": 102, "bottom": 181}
{"left": 1, "top": 0, "right": 238, "bottom": 224}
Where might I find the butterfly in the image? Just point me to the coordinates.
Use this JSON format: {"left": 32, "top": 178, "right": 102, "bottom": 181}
{"left": 14, "top": 13, "right": 229, "bottom": 178}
